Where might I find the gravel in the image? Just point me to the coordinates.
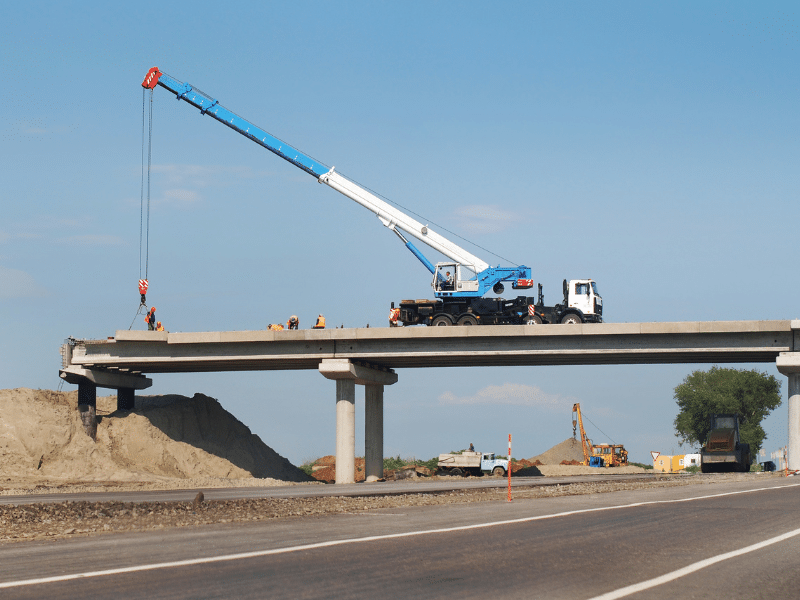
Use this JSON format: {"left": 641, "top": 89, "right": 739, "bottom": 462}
{"left": 0, "top": 472, "right": 767, "bottom": 544}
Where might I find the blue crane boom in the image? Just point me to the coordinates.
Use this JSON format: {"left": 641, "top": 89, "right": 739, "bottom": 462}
{"left": 141, "top": 67, "right": 537, "bottom": 304}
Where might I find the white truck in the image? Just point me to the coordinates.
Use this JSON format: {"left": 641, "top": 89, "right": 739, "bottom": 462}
{"left": 437, "top": 451, "right": 508, "bottom": 477}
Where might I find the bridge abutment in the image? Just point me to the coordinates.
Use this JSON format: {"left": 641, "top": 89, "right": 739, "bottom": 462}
{"left": 319, "top": 359, "right": 398, "bottom": 484}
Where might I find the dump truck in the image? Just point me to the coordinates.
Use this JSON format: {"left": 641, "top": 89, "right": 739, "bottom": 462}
{"left": 436, "top": 451, "right": 508, "bottom": 477}
{"left": 700, "top": 414, "right": 751, "bottom": 473}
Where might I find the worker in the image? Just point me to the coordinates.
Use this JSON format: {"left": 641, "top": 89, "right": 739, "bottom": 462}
{"left": 267, "top": 323, "right": 284, "bottom": 331}
{"left": 286, "top": 315, "right": 299, "bottom": 330}
{"left": 469, "top": 443, "right": 475, "bottom": 452}
{"left": 389, "top": 307, "right": 400, "bottom": 327}
{"left": 145, "top": 307, "right": 156, "bottom": 331}
{"left": 313, "top": 314, "right": 326, "bottom": 329}
{"left": 156, "top": 321, "right": 164, "bottom": 332}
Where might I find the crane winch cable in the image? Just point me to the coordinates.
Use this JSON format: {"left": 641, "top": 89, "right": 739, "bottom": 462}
{"left": 581, "top": 410, "right": 617, "bottom": 445}
{"left": 130, "top": 88, "right": 154, "bottom": 329}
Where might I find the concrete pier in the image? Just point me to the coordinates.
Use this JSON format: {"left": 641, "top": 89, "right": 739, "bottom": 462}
{"left": 320, "top": 359, "right": 398, "bottom": 484}
{"left": 77, "top": 381, "right": 97, "bottom": 440}
{"left": 777, "top": 340, "right": 800, "bottom": 471}
{"left": 335, "top": 379, "right": 356, "bottom": 484}
{"left": 365, "top": 384, "right": 384, "bottom": 482}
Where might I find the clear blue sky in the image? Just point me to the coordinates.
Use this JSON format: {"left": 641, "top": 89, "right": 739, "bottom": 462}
{"left": 1, "top": 2, "right": 797, "bottom": 465}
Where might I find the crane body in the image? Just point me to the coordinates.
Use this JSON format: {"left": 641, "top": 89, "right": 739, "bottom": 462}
{"left": 142, "top": 67, "right": 603, "bottom": 326}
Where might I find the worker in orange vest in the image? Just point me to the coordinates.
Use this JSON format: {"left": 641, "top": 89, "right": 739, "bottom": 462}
{"left": 267, "top": 323, "right": 284, "bottom": 331}
{"left": 286, "top": 315, "right": 299, "bottom": 330}
{"left": 156, "top": 321, "right": 165, "bottom": 332}
{"left": 145, "top": 307, "right": 156, "bottom": 330}
{"left": 389, "top": 307, "right": 400, "bottom": 327}
{"left": 313, "top": 314, "right": 326, "bottom": 329}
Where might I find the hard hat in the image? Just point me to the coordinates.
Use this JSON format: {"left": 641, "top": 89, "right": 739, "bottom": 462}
{"left": 151, "top": 307, "right": 156, "bottom": 311}
{"left": 157, "top": 321, "right": 161, "bottom": 326}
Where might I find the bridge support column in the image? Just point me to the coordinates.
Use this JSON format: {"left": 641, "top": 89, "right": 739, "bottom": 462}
{"left": 335, "top": 380, "right": 356, "bottom": 484}
{"left": 365, "top": 384, "right": 384, "bottom": 482}
{"left": 117, "top": 388, "right": 135, "bottom": 411}
{"left": 319, "top": 359, "right": 398, "bottom": 484}
{"left": 77, "top": 381, "right": 97, "bottom": 440}
{"left": 777, "top": 347, "right": 800, "bottom": 471}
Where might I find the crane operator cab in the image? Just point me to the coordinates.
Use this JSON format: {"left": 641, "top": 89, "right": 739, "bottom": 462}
{"left": 433, "top": 263, "right": 479, "bottom": 295}
{"left": 566, "top": 279, "right": 602, "bottom": 320}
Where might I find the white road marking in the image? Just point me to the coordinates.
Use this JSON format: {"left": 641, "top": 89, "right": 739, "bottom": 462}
{"left": 589, "top": 526, "right": 800, "bottom": 600}
{"left": 1, "top": 482, "right": 798, "bottom": 590}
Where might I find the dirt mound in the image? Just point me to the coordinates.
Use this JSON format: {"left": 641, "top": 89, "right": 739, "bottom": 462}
{"left": 530, "top": 438, "right": 586, "bottom": 465}
{"left": 0, "top": 388, "right": 311, "bottom": 484}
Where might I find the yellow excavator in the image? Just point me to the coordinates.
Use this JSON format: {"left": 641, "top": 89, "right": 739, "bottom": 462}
{"left": 572, "top": 403, "right": 629, "bottom": 467}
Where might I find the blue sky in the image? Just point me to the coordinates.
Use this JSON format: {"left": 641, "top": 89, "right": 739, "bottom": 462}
{"left": 1, "top": 2, "right": 797, "bottom": 465}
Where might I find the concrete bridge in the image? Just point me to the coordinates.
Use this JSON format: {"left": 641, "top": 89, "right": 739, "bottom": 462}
{"left": 60, "top": 320, "right": 800, "bottom": 480}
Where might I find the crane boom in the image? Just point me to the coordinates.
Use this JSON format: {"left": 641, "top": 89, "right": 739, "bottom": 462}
{"left": 142, "top": 67, "right": 490, "bottom": 274}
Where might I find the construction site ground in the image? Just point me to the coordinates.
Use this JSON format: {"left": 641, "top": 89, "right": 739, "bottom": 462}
{"left": 1, "top": 388, "right": 775, "bottom": 544}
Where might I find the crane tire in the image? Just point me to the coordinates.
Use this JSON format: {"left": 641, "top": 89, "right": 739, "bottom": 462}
{"left": 431, "top": 315, "right": 453, "bottom": 326}
{"left": 457, "top": 315, "right": 478, "bottom": 326}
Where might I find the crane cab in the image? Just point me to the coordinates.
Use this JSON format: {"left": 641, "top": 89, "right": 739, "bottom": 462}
{"left": 433, "top": 262, "right": 479, "bottom": 296}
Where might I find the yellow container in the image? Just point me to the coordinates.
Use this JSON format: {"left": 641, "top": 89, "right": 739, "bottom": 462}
{"left": 653, "top": 454, "right": 685, "bottom": 473}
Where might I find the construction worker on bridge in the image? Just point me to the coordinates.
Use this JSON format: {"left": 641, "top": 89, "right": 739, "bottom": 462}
{"left": 287, "top": 315, "right": 299, "bottom": 330}
{"left": 389, "top": 307, "right": 400, "bottom": 327}
{"left": 145, "top": 307, "right": 156, "bottom": 331}
{"left": 156, "top": 321, "right": 164, "bottom": 332}
{"left": 313, "top": 314, "right": 326, "bottom": 329}
{"left": 267, "top": 323, "right": 284, "bottom": 331}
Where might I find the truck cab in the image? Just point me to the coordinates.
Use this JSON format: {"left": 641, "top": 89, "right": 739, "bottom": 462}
{"left": 565, "top": 279, "right": 602, "bottom": 323}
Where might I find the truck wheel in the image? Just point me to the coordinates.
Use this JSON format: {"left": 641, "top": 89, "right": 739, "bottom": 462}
{"left": 525, "top": 315, "right": 542, "bottom": 325}
{"left": 457, "top": 315, "right": 478, "bottom": 326}
{"left": 431, "top": 315, "right": 453, "bottom": 326}
{"left": 492, "top": 466, "right": 506, "bottom": 477}
{"left": 560, "top": 313, "right": 582, "bottom": 325}
{"left": 450, "top": 467, "right": 463, "bottom": 476}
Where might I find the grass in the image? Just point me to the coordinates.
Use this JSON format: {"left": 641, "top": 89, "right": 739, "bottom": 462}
{"left": 629, "top": 462, "right": 654, "bottom": 470}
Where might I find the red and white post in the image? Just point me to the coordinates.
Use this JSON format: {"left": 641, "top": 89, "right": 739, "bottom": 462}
{"left": 507, "top": 433, "right": 512, "bottom": 502}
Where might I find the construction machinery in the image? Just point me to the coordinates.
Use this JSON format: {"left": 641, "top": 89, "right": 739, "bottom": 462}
{"left": 141, "top": 67, "right": 603, "bottom": 326}
{"left": 700, "top": 414, "right": 751, "bottom": 473}
{"left": 436, "top": 451, "right": 508, "bottom": 477}
{"left": 572, "top": 403, "right": 629, "bottom": 467}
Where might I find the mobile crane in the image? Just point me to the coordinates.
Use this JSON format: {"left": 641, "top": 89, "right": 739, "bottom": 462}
{"left": 572, "top": 403, "right": 628, "bottom": 467}
{"left": 141, "top": 67, "right": 603, "bottom": 326}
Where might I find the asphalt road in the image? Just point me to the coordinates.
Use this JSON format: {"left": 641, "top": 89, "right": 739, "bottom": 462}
{"left": 1, "top": 477, "right": 798, "bottom": 599}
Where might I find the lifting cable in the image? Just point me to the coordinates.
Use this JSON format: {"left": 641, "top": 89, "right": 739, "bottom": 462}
{"left": 130, "top": 88, "right": 154, "bottom": 329}
{"left": 581, "top": 410, "right": 617, "bottom": 445}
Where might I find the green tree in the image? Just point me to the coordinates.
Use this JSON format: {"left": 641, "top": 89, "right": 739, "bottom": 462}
{"left": 673, "top": 366, "right": 781, "bottom": 456}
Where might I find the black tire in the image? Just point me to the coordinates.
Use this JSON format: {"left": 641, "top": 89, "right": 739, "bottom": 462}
{"left": 457, "top": 315, "right": 478, "bottom": 326}
{"left": 450, "top": 467, "right": 463, "bottom": 476}
{"left": 560, "top": 313, "right": 582, "bottom": 325}
{"left": 431, "top": 315, "right": 453, "bottom": 326}
{"left": 492, "top": 466, "right": 505, "bottom": 477}
{"left": 525, "top": 315, "right": 542, "bottom": 325}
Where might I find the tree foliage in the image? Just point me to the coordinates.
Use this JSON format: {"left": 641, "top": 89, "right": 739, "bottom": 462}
{"left": 673, "top": 366, "right": 781, "bottom": 455}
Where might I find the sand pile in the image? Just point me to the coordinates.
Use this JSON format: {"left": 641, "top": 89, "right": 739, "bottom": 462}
{"left": 524, "top": 437, "right": 646, "bottom": 476}
{"left": 0, "top": 388, "right": 311, "bottom": 485}
{"left": 531, "top": 438, "right": 586, "bottom": 465}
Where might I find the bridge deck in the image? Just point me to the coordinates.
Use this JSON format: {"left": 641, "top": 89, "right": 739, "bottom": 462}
{"left": 64, "top": 320, "right": 798, "bottom": 374}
